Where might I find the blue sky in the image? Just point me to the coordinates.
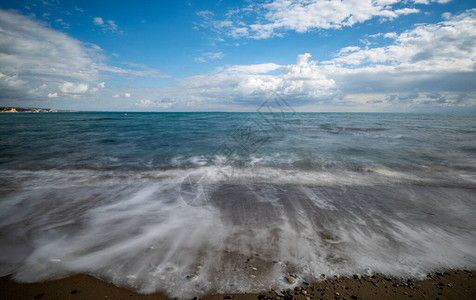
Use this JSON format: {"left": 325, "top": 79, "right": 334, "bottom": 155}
{"left": 0, "top": 0, "right": 475, "bottom": 112}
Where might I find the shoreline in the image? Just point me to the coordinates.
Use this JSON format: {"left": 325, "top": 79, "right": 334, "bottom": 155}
{"left": 1, "top": 270, "right": 474, "bottom": 300}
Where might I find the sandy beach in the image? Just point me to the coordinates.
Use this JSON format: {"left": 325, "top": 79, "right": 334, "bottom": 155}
{"left": 1, "top": 270, "right": 474, "bottom": 300}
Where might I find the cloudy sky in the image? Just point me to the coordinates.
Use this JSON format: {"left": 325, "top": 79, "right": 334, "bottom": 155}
{"left": 0, "top": 0, "right": 475, "bottom": 112}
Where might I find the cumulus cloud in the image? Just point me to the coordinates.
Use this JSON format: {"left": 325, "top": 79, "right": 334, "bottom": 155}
{"left": 197, "top": 0, "right": 430, "bottom": 40}
{"left": 0, "top": 9, "right": 167, "bottom": 106}
{"left": 132, "top": 9, "right": 476, "bottom": 111}
{"left": 93, "top": 17, "right": 121, "bottom": 33}
{"left": 93, "top": 17, "right": 104, "bottom": 25}
{"left": 59, "top": 82, "right": 89, "bottom": 94}
{"left": 318, "top": 9, "right": 476, "bottom": 108}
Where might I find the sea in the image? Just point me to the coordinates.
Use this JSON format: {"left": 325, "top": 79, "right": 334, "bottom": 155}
{"left": 0, "top": 112, "right": 475, "bottom": 298}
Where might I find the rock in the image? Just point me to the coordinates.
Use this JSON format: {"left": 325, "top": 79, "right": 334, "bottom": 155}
{"left": 302, "top": 281, "right": 310, "bottom": 286}
{"left": 294, "top": 287, "right": 301, "bottom": 292}
{"left": 403, "top": 292, "right": 408, "bottom": 295}
{"left": 34, "top": 294, "right": 44, "bottom": 299}
{"left": 350, "top": 296, "right": 357, "bottom": 300}
{"left": 334, "top": 274, "right": 341, "bottom": 279}
{"left": 353, "top": 274, "right": 361, "bottom": 279}
{"left": 285, "top": 276, "right": 296, "bottom": 284}
{"left": 186, "top": 274, "right": 197, "bottom": 281}
{"left": 273, "top": 260, "right": 279, "bottom": 264}
{"left": 301, "top": 290, "right": 307, "bottom": 295}
{"left": 70, "top": 289, "right": 79, "bottom": 294}
{"left": 335, "top": 292, "right": 340, "bottom": 296}
{"left": 250, "top": 275, "right": 256, "bottom": 278}
{"left": 276, "top": 291, "right": 285, "bottom": 297}
{"left": 252, "top": 267, "right": 258, "bottom": 271}
{"left": 224, "top": 295, "right": 232, "bottom": 299}
{"left": 320, "top": 274, "right": 326, "bottom": 279}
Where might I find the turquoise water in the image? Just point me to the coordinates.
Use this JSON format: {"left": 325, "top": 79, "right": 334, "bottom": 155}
{"left": 0, "top": 112, "right": 475, "bottom": 297}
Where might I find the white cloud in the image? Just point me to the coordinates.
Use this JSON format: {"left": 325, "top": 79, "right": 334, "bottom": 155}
{"left": 195, "top": 51, "right": 224, "bottom": 62}
{"left": 0, "top": 9, "right": 167, "bottom": 105}
{"left": 93, "top": 17, "right": 104, "bottom": 25}
{"left": 198, "top": 0, "right": 428, "bottom": 40}
{"left": 59, "top": 82, "right": 89, "bottom": 94}
{"left": 124, "top": 93, "right": 131, "bottom": 98}
{"left": 93, "top": 17, "right": 121, "bottom": 33}
{"left": 47, "top": 92, "right": 58, "bottom": 98}
{"left": 136, "top": 99, "right": 176, "bottom": 108}
{"left": 130, "top": 10, "right": 476, "bottom": 111}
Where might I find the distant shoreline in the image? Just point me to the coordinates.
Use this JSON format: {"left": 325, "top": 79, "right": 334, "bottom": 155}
{"left": 0, "top": 107, "right": 79, "bottom": 113}
{"left": 0, "top": 107, "right": 58, "bottom": 113}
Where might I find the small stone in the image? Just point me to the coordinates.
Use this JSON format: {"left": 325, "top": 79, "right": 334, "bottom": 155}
{"left": 294, "top": 287, "right": 301, "bottom": 292}
{"left": 285, "top": 276, "right": 297, "bottom": 284}
{"left": 186, "top": 274, "right": 197, "bottom": 281}
{"left": 252, "top": 267, "right": 258, "bottom": 271}
{"left": 350, "top": 296, "right": 357, "bottom": 300}
{"left": 334, "top": 274, "right": 341, "bottom": 279}
{"left": 276, "top": 291, "right": 285, "bottom": 297}
{"left": 302, "top": 290, "right": 307, "bottom": 295}
{"left": 353, "top": 274, "right": 361, "bottom": 279}
{"left": 273, "top": 260, "right": 279, "bottom": 264}
{"left": 34, "top": 294, "right": 44, "bottom": 299}
{"left": 70, "top": 289, "right": 79, "bottom": 294}
{"left": 302, "top": 281, "right": 310, "bottom": 286}
{"left": 224, "top": 295, "right": 232, "bottom": 299}
{"left": 403, "top": 292, "right": 408, "bottom": 295}
{"left": 250, "top": 275, "right": 256, "bottom": 278}
{"left": 335, "top": 292, "right": 340, "bottom": 296}
{"left": 321, "top": 274, "right": 326, "bottom": 279}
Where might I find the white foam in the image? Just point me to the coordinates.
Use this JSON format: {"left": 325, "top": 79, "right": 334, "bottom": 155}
{"left": 0, "top": 167, "right": 475, "bottom": 298}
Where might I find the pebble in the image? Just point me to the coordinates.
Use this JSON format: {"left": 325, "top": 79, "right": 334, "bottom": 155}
{"left": 186, "top": 274, "right": 197, "bottom": 281}
{"left": 334, "top": 274, "right": 341, "bottom": 279}
{"left": 294, "top": 287, "right": 301, "bottom": 292}
{"left": 70, "top": 289, "right": 79, "bottom": 294}
{"left": 335, "top": 292, "right": 340, "bottom": 296}
{"left": 302, "top": 290, "right": 307, "bottom": 295}
{"left": 320, "top": 274, "right": 326, "bottom": 279}
{"left": 353, "top": 274, "right": 361, "bottom": 279}
{"left": 285, "top": 276, "right": 297, "bottom": 284}
{"left": 252, "top": 267, "right": 258, "bottom": 271}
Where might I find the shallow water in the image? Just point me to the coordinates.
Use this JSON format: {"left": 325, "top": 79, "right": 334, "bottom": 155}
{"left": 0, "top": 112, "right": 475, "bottom": 298}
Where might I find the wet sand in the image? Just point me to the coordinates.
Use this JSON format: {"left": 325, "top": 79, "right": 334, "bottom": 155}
{"left": 1, "top": 270, "right": 474, "bottom": 300}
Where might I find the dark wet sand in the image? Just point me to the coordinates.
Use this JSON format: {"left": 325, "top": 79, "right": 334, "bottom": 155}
{"left": 1, "top": 270, "right": 474, "bottom": 300}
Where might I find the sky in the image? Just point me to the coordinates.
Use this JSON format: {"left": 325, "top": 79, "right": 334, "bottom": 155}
{"left": 0, "top": 0, "right": 475, "bottom": 112}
